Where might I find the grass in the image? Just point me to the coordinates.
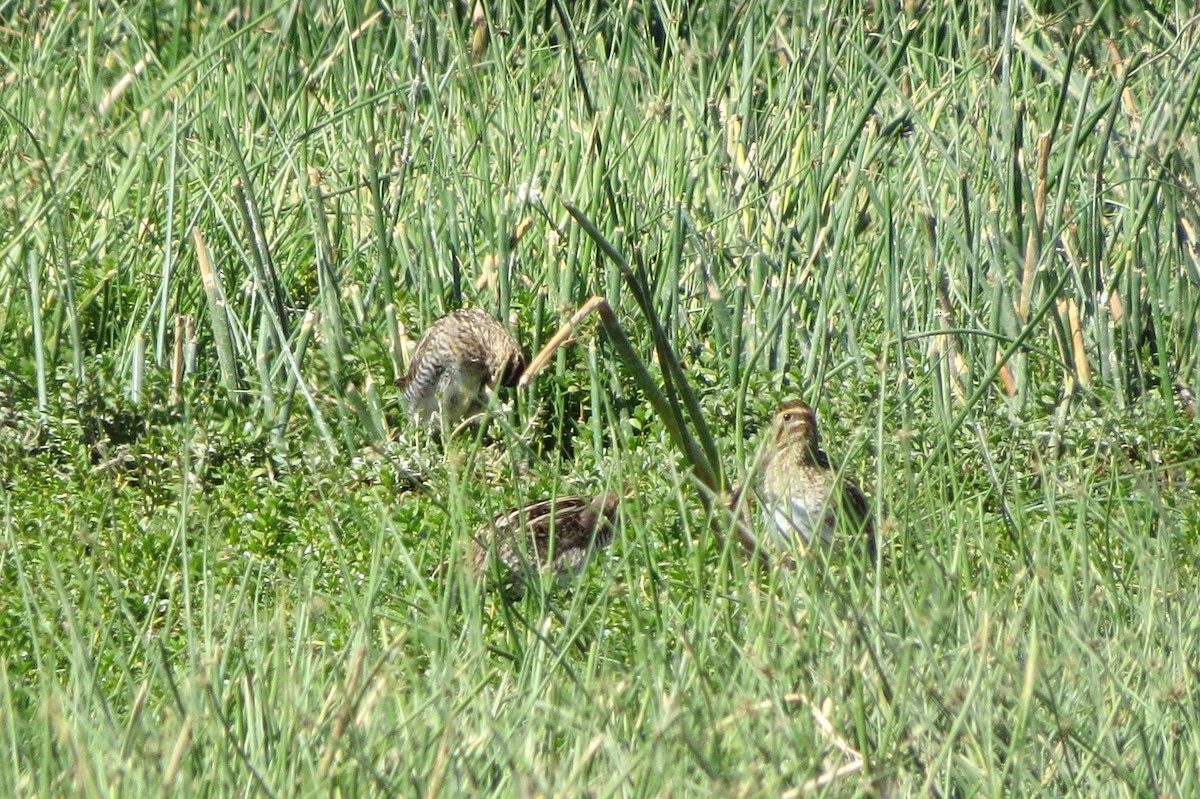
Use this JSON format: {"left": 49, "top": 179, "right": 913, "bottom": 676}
{"left": 3, "top": 0, "right": 1200, "bottom": 796}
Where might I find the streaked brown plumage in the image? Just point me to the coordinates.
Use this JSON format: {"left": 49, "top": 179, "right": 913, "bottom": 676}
{"left": 397, "top": 308, "right": 524, "bottom": 425}
{"left": 734, "top": 400, "right": 873, "bottom": 563}
{"left": 470, "top": 492, "right": 621, "bottom": 584}
{"left": 1177, "top": 383, "right": 1197, "bottom": 419}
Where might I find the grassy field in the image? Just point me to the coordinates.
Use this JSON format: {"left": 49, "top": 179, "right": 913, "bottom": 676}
{"left": 3, "top": 1, "right": 1200, "bottom": 796}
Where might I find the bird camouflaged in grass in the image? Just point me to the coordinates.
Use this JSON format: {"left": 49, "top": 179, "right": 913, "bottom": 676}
{"left": 470, "top": 493, "right": 621, "bottom": 591}
{"left": 397, "top": 308, "right": 524, "bottom": 427}
{"left": 732, "top": 400, "right": 874, "bottom": 566}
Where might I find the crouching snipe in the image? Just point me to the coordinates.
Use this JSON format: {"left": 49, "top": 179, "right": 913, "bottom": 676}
{"left": 471, "top": 493, "right": 621, "bottom": 588}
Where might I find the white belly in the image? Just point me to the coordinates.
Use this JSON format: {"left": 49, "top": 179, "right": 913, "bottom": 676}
{"left": 765, "top": 498, "right": 832, "bottom": 547}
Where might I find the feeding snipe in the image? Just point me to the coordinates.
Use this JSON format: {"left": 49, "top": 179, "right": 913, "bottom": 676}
{"left": 736, "top": 400, "right": 873, "bottom": 562}
{"left": 470, "top": 492, "right": 621, "bottom": 584}
{"left": 397, "top": 308, "right": 524, "bottom": 426}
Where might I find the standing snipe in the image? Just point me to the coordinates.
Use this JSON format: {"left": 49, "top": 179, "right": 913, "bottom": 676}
{"left": 397, "top": 308, "right": 524, "bottom": 426}
{"left": 735, "top": 400, "right": 873, "bottom": 563}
